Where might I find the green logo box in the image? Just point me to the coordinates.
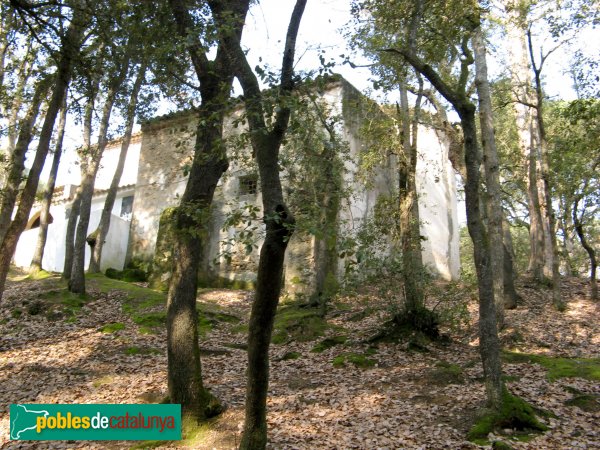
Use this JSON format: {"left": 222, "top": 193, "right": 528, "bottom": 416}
{"left": 10, "top": 404, "right": 181, "bottom": 441}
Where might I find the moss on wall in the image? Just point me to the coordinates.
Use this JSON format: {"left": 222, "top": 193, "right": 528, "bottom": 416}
{"left": 148, "top": 207, "right": 178, "bottom": 291}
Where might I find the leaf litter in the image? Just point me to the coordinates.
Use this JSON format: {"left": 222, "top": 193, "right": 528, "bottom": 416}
{"left": 0, "top": 274, "right": 598, "bottom": 449}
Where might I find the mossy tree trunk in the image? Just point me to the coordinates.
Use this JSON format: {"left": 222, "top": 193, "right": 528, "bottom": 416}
{"left": 165, "top": 0, "right": 247, "bottom": 419}
{"left": 226, "top": 1, "right": 307, "bottom": 447}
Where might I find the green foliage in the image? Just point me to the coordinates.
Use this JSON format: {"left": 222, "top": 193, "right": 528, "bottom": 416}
{"left": 503, "top": 351, "right": 600, "bottom": 381}
{"left": 100, "top": 322, "right": 125, "bottom": 333}
{"left": 467, "top": 389, "right": 548, "bottom": 442}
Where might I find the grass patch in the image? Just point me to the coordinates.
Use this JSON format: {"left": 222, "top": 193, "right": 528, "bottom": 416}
{"left": 282, "top": 351, "right": 301, "bottom": 360}
{"left": 564, "top": 391, "right": 600, "bottom": 412}
{"left": 37, "top": 286, "right": 88, "bottom": 318}
{"left": 468, "top": 389, "right": 548, "bottom": 443}
{"left": 100, "top": 322, "right": 125, "bottom": 333}
{"left": 311, "top": 335, "right": 347, "bottom": 353}
{"left": 131, "top": 414, "right": 211, "bottom": 449}
{"left": 429, "top": 361, "right": 465, "bottom": 385}
{"left": 503, "top": 351, "right": 600, "bottom": 381}
{"left": 333, "top": 352, "right": 376, "bottom": 368}
{"left": 272, "top": 303, "right": 329, "bottom": 344}
{"left": 92, "top": 375, "right": 115, "bottom": 388}
{"left": 124, "top": 346, "right": 161, "bottom": 356}
{"left": 26, "top": 270, "right": 54, "bottom": 281}
{"left": 87, "top": 273, "right": 165, "bottom": 312}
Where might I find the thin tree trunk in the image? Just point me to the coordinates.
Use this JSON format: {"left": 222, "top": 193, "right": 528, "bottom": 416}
{"left": 232, "top": 2, "right": 306, "bottom": 447}
{"left": 0, "top": 13, "right": 85, "bottom": 300}
{"left": 393, "top": 23, "right": 503, "bottom": 409}
{"left": 89, "top": 61, "right": 146, "bottom": 273}
{"left": 165, "top": 0, "right": 247, "bottom": 419}
{"left": 6, "top": 43, "right": 35, "bottom": 152}
{"left": 561, "top": 199, "right": 579, "bottom": 276}
{"left": 62, "top": 191, "right": 81, "bottom": 280}
{"left": 0, "top": 75, "right": 51, "bottom": 245}
{"left": 310, "top": 100, "right": 341, "bottom": 315}
{"left": 573, "top": 197, "right": 597, "bottom": 301}
{"left": 398, "top": 77, "right": 425, "bottom": 315}
{"left": 63, "top": 58, "right": 98, "bottom": 280}
{"left": 69, "top": 59, "right": 129, "bottom": 294}
{"left": 527, "top": 29, "right": 563, "bottom": 310}
{"left": 502, "top": 214, "right": 519, "bottom": 309}
{"left": 504, "top": 3, "right": 546, "bottom": 281}
{"left": 30, "top": 96, "right": 68, "bottom": 272}
{"left": 473, "top": 24, "right": 506, "bottom": 327}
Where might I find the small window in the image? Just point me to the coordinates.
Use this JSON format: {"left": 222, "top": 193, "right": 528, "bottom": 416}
{"left": 120, "top": 195, "right": 134, "bottom": 219}
{"left": 239, "top": 175, "right": 258, "bottom": 196}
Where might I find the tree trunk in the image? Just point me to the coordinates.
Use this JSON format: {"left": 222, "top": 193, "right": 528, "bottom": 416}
{"left": 502, "top": 215, "right": 519, "bottom": 309}
{"left": 310, "top": 101, "right": 341, "bottom": 314}
{"left": 63, "top": 191, "right": 81, "bottom": 280}
{"left": 573, "top": 197, "right": 597, "bottom": 301}
{"left": 527, "top": 30, "right": 563, "bottom": 310}
{"left": 69, "top": 61, "right": 128, "bottom": 294}
{"left": 30, "top": 96, "right": 68, "bottom": 272}
{"left": 504, "top": 4, "right": 546, "bottom": 282}
{"left": 0, "top": 13, "right": 84, "bottom": 300}
{"left": 89, "top": 62, "right": 146, "bottom": 273}
{"left": 398, "top": 78, "right": 425, "bottom": 315}
{"left": 165, "top": 0, "right": 247, "bottom": 419}
{"left": 473, "top": 25, "right": 506, "bottom": 327}
{"left": 0, "top": 75, "right": 51, "bottom": 245}
{"left": 394, "top": 29, "right": 503, "bottom": 409}
{"left": 231, "top": 1, "right": 307, "bottom": 447}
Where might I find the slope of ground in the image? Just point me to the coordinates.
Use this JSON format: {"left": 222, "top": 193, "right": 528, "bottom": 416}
{"left": 0, "top": 270, "right": 598, "bottom": 449}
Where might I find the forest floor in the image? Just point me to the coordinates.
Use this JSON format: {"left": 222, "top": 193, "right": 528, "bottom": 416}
{"left": 0, "top": 269, "right": 598, "bottom": 449}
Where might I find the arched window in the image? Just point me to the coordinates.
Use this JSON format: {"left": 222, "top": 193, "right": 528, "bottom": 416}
{"left": 25, "top": 211, "right": 54, "bottom": 230}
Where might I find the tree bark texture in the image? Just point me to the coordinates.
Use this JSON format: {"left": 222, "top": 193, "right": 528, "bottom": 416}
{"left": 229, "top": 1, "right": 307, "bottom": 447}
{"left": 30, "top": 96, "right": 68, "bottom": 272}
{"left": 473, "top": 24, "right": 506, "bottom": 326}
{"left": 390, "top": 28, "right": 503, "bottom": 409}
{"left": 398, "top": 78, "right": 425, "bottom": 314}
{"left": 165, "top": 0, "right": 247, "bottom": 419}
{"left": 0, "top": 11, "right": 85, "bottom": 300}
